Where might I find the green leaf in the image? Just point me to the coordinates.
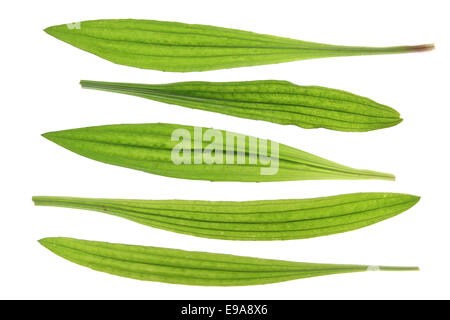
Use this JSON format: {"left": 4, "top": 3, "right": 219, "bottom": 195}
{"left": 42, "top": 123, "right": 395, "bottom": 182}
{"left": 45, "top": 19, "right": 434, "bottom": 72}
{"left": 33, "top": 193, "right": 419, "bottom": 240}
{"left": 80, "top": 80, "right": 402, "bottom": 132}
{"left": 39, "top": 237, "right": 419, "bottom": 286}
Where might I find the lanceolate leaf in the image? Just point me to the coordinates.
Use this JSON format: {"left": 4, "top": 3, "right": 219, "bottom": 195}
{"left": 33, "top": 193, "right": 419, "bottom": 241}
{"left": 81, "top": 80, "right": 402, "bottom": 132}
{"left": 42, "top": 123, "right": 395, "bottom": 182}
{"left": 44, "top": 19, "right": 434, "bottom": 72}
{"left": 39, "top": 237, "right": 419, "bottom": 286}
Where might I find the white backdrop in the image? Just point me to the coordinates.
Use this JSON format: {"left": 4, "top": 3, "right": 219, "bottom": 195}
{"left": 1, "top": 0, "right": 448, "bottom": 299}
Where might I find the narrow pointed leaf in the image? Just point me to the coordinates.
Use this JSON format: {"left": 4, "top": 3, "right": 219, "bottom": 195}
{"left": 39, "top": 237, "right": 419, "bottom": 286}
{"left": 44, "top": 19, "right": 434, "bottom": 72}
{"left": 81, "top": 80, "right": 402, "bottom": 132}
{"left": 33, "top": 193, "right": 419, "bottom": 241}
{"left": 42, "top": 123, "right": 395, "bottom": 182}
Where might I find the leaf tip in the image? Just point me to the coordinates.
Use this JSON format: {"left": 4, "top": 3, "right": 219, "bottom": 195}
{"left": 41, "top": 130, "right": 73, "bottom": 151}
{"left": 39, "top": 237, "right": 67, "bottom": 250}
{"left": 411, "top": 195, "right": 421, "bottom": 204}
{"left": 401, "top": 194, "right": 421, "bottom": 208}
{"left": 38, "top": 237, "right": 52, "bottom": 248}
{"left": 41, "top": 131, "right": 57, "bottom": 142}
{"left": 43, "top": 25, "right": 59, "bottom": 37}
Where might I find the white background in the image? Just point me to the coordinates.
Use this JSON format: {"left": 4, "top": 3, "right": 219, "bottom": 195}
{"left": 1, "top": 0, "right": 448, "bottom": 299}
